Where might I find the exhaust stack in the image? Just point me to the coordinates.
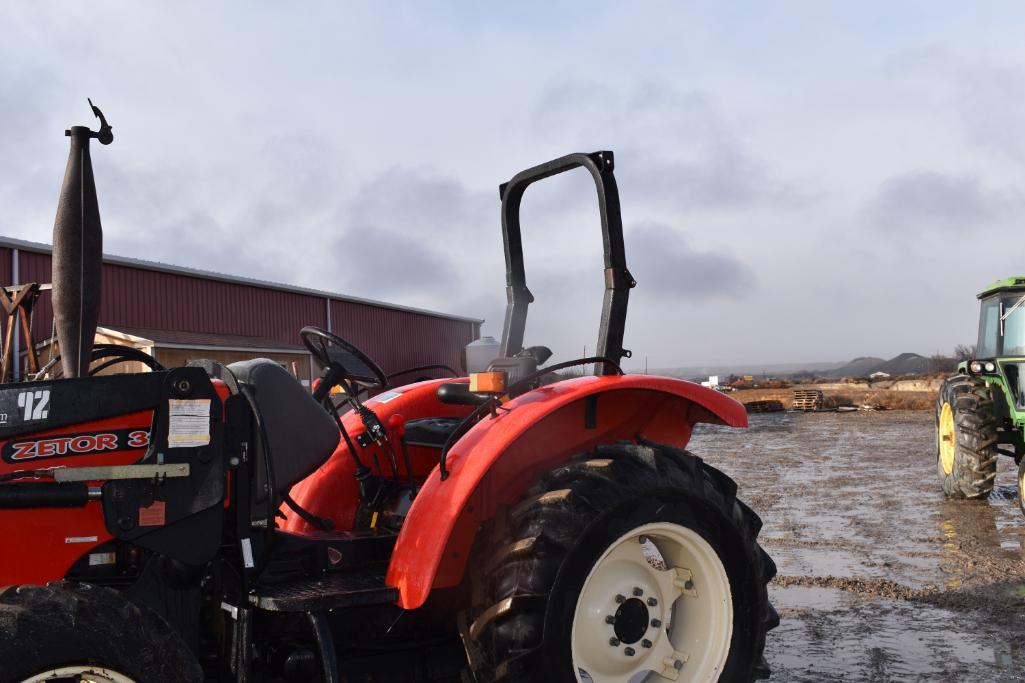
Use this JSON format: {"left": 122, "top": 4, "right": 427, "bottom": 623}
{"left": 50, "top": 100, "right": 112, "bottom": 378}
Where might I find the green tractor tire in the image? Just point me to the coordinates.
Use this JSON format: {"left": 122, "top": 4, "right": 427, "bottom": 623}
{"left": 1017, "top": 458, "right": 1025, "bottom": 516}
{"left": 936, "top": 375, "right": 998, "bottom": 499}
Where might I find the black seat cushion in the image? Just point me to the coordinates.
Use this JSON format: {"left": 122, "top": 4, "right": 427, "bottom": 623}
{"left": 404, "top": 417, "right": 463, "bottom": 449}
{"left": 228, "top": 359, "right": 339, "bottom": 499}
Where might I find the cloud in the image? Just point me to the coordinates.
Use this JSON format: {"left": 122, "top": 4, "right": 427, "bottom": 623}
{"left": 625, "top": 221, "right": 755, "bottom": 300}
{"left": 530, "top": 81, "right": 806, "bottom": 212}
{"left": 886, "top": 47, "right": 1025, "bottom": 165}
{"left": 949, "top": 62, "right": 1025, "bottom": 164}
{"left": 99, "top": 152, "right": 503, "bottom": 316}
{"left": 865, "top": 171, "right": 1015, "bottom": 232}
{"left": 328, "top": 166, "right": 499, "bottom": 303}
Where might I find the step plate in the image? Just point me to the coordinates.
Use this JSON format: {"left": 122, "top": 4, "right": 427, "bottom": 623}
{"left": 250, "top": 569, "right": 397, "bottom": 612}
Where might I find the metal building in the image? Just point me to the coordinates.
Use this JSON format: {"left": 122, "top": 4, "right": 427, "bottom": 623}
{"left": 0, "top": 237, "right": 482, "bottom": 384}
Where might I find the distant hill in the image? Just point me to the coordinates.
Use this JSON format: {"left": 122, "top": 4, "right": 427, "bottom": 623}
{"left": 872, "top": 352, "right": 931, "bottom": 376}
{"left": 650, "top": 352, "right": 934, "bottom": 382}
{"left": 651, "top": 360, "right": 842, "bottom": 381}
{"left": 821, "top": 356, "right": 884, "bottom": 379}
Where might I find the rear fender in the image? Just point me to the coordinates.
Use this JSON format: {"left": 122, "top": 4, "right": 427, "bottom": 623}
{"left": 386, "top": 375, "right": 745, "bottom": 609}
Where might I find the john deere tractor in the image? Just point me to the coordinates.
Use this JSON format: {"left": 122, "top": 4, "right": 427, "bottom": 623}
{"left": 937, "top": 277, "right": 1025, "bottom": 515}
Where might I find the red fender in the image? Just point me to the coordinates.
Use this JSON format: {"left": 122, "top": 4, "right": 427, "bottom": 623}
{"left": 385, "top": 375, "right": 746, "bottom": 609}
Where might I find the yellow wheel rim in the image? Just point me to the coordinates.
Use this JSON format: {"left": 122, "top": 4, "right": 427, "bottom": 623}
{"left": 939, "top": 401, "right": 956, "bottom": 475}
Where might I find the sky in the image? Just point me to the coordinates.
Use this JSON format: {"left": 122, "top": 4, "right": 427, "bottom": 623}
{"left": 3, "top": 2, "right": 1025, "bottom": 369}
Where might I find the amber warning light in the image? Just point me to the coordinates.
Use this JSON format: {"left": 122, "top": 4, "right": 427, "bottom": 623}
{"left": 469, "top": 371, "right": 507, "bottom": 394}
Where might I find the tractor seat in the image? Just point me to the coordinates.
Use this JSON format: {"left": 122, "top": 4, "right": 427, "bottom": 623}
{"left": 228, "top": 358, "right": 340, "bottom": 501}
{"left": 403, "top": 417, "right": 463, "bottom": 449}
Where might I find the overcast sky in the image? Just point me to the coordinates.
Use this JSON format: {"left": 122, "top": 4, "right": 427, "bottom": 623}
{"left": 3, "top": 3, "right": 1025, "bottom": 369}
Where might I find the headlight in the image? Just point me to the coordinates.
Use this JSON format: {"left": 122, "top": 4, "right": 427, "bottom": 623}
{"left": 969, "top": 360, "right": 996, "bottom": 374}
{"left": 970, "top": 361, "right": 983, "bottom": 373}
{"left": 984, "top": 361, "right": 996, "bottom": 372}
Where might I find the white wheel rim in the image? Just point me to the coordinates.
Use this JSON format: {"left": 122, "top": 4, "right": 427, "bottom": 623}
{"left": 21, "top": 666, "right": 136, "bottom": 683}
{"left": 571, "top": 522, "right": 733, "bottom": 683}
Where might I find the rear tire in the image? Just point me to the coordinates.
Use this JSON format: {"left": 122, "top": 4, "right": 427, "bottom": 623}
{"left": 462, "top": 442, "right": 777, "bottom": 682}
{"left": 936, "top": 376, "right": 998, "bottom": 499}
{"left": 1017, "top": 458, "right": 1025, "bottom": 517}
{"left": 0, "top": 581, "right": 202, "bottom": 683}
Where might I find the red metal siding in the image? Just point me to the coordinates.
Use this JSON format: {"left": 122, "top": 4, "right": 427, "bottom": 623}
{"left": 330, "top": 299, "right": 478, "bottom": 376}
{"left": 95, "top": 263, "right": 326, "bottom": 346}
{"left": 0, "top": 248, "right": 12, "bottom": 287}
{"left": 5, "top": 249, "right": 479, "bottom": 373}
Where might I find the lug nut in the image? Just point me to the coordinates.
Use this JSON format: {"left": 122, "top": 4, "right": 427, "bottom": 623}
{"left": 624, "top": 647, "right": 636, "bottom": 656}
{"left": 609, "top": 637, "right": 620, "bottom": 647}
{"left": 642, "top": 639, "right": 652, "bottom": 648}
{"left": 674, "top": 659, "right": 684, "bottom": 670}
{"left": 605, "top": 615, "right": 615, "bottom": 624}
{"left": 632, "top": 587, "right": 643, "bottom": 596}
{"left": 651, "top": 618, "right": 662, "bottom": 628}
{"left": 615, "top": 594, "right": 625, "bottom": 603}
{"left": 647, "top": 597, "right": 658, "bottom": 607}
{"left": 684, "top": 580, "right": 694, "bottom": 590}
{"left": 638, "top": 535, "right": 648, "bottom": 544}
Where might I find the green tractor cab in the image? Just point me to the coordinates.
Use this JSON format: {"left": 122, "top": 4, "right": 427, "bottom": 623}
{"left": 937, "top": 276, "right": 1025, "bottom": 514}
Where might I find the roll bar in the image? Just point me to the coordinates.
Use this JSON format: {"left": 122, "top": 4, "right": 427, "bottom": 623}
{"left": 498, "top": 151, "right": 635, "bottom": 375}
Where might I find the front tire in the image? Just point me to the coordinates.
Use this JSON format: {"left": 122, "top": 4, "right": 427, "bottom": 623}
{"left": 463, "top": 443, "right": 777, "bottom": 682}
{"left": 0, "top": 582, "right": 202, "bottom": 683}
{"left": 936, "top": 376, "right": 998, "bottom": 499}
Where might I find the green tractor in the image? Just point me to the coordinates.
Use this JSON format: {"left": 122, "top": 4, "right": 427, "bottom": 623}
{"left": 937, "top": 276, "right": 1025, "bottom": 514}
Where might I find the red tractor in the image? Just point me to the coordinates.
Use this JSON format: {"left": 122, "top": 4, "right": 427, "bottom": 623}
{"left": 0, "top": 106, "right": 776, "bottom": 682}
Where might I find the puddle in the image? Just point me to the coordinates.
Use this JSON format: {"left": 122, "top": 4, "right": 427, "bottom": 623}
{"left": 688, "top": 411, "right": 1025, "bottom": 681}
{"left": 769, "top": 584, "right": 852, "bottom": 612}
{"left": 767, "top": 598, "right": 1016, "bottom": 682}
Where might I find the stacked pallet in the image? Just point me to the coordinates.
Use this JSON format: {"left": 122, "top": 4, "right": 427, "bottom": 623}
{"left": 745, "top": 399, "right": 785, "bottom": 413}
{"left": 791, "top": 389, "right": 824, "bottom": 411}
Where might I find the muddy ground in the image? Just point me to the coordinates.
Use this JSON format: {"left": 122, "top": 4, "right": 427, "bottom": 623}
{"left": 689, "top": 411, "right": 1025, "bottom": 682}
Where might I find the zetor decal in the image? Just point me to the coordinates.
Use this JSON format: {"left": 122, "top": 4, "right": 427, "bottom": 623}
{"left": 1, "top": 429, "right": 150, "bottom": 464}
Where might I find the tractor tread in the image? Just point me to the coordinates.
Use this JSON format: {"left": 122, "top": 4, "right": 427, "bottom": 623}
{"left": 462, "top": 443, "right": 776, "bottom": 682}
{"left": 937, "top": 375, "right": 998, "bottom": 499}
{"left": 0, "top": 581, "right": 202, "bottom": 682}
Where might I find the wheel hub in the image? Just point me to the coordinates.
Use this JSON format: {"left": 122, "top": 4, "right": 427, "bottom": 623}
{"left": 571, "top": 522, "right": 733, "bottom": 683}
{"left": 612, "top": 597, "right": 649, "bottom": 644}
{"left": 939, "top": 401, "right": 956, "bottom": 476}
{"left": 22, "top": 666, "right": 136, "bottom": 683}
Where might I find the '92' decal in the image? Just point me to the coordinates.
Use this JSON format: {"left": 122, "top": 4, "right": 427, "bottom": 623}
{"left": 17, "top": 390, "right": 50, "bottom": 421}
{"left": 1, "top": 429, "right": 150, "bottom": 463}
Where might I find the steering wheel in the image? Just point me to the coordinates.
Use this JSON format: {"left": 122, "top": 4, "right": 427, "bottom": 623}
{"left": 300, "top": 326, "right": 387, "bottom": 394}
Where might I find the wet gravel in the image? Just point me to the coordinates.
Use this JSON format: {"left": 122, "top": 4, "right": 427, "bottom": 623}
{"left": 689, "top": 411, "right": 1025, "bottom": 682}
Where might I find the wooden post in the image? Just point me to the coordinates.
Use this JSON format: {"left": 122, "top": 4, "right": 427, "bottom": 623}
{"left": 0, "top": 283, "right": 46, "bottom": 382}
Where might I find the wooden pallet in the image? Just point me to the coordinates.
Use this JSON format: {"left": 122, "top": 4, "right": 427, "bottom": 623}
{"left": 745, "top": 399, "right": 785, "bottom": 413}
{"left": 791, "top": 389, "right": 824, "bottom": 411}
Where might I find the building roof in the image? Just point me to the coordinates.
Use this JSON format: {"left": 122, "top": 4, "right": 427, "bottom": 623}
{"left": 115, "top": 327, "right": 307, "bottom": 352}
{"left": 0, "top": 236, "right": 483, "bottom": 325}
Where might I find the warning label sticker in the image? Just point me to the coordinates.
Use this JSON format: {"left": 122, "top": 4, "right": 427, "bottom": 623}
{"left": 168, "top": 399, "right": 211, "bottom": 448}
{"left": 139, "top": 500, "right": 166, "bottom": 527}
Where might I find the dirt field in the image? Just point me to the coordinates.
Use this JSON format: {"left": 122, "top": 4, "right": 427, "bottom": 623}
{"left": 689, "top": 411, "right": 1025, "bottom": 682}
{"left": 731, "top": 387, "right": 937, "bottom": 411}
